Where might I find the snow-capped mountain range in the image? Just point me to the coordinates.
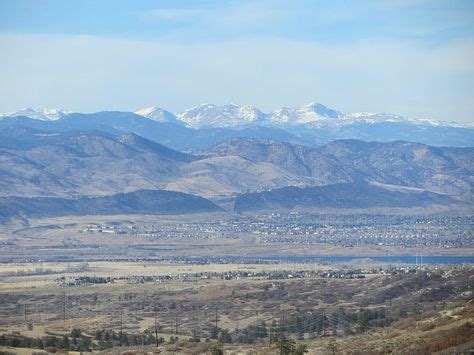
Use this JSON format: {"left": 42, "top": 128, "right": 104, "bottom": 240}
{"left": 0, "top": 108, "right": 71, "bottom": 121}
{"left": 177, "top": 103, "right": 266, "bottom": 128}
{"left": 137, "top": 103, "right": 471, "bottom": 129}
{"left": 0, "top": 103, "right": 471, "bottom": 128}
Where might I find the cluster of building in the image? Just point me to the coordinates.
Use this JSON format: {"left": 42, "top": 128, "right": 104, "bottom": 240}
{"left": 81, "top": 213, "right": 472, "bottom": 249}
{"left": 57, "top": 265, "right": 439, "bottom": 287}
{"left": 56, "top": 275, "right": 112, "bottom": 286}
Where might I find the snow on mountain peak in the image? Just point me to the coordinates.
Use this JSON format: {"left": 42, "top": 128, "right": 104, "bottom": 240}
{"left": 303, "top": 102, "right": 343, "bottom": 118}
{"left": 341, "top": 112, "right": 405, "bottom": 125}
{"left": 3, "top": 102, "right": 467, "bottom": 130}
{"left": 134, "top": 106, "right": 181, "bottom": 124}
{"left": 339, "top": 112, "right": 468, "bottom": 127}
{"left": 0, "top": 108, "right": 71, "bottom": 120}
{"left": 132, "top": 102, "right": 467, "bottom": 129}
{"left": 177, "top": 103, "right": 266, "bottom": 128}
{"left": 269, "top": 102, "right": 343, "bottom": 124}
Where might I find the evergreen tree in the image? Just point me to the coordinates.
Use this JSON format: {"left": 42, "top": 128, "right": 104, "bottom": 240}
{"left": 70, "top": 328, "right": 81, "bottom": 339}
{"left": 356, "top": 310, "right": 368, "bottom": 333}
{"left": 276, "top": 336, "right": 296, "bottom": 355}
{"left": 295, "top": 343, "right": 309, "bottom": 355}
{"left": 210, "top": 341, "right": 223, "bottom": 355}
{"left": 78, "top": 336, "right": 91, "bottom": 352}
{"left": 219, "top": 329, "right": 232, "bottom": 343}
{"left": 61, "top": 335, "right": 70, "bottom": 350}
{"left": 327, "top": 338, "right": 338, "bottom": 355}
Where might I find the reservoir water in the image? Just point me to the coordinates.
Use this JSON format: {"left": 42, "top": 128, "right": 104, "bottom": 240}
{"left": 228, "top": 255, "right": 474, "bottom": 265}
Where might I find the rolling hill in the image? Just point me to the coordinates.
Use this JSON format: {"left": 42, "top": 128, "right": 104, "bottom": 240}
{"left": 0, "top": 189, "right": 222, "bottom": 219}
{"left": 233, "top": 182, "right": 458, "bottom": 213}
{"left": 208, "top": 138, "right": 474, "bottom": 196}
{"left": 0, "top": 127, "right": 471, "bottom": 215}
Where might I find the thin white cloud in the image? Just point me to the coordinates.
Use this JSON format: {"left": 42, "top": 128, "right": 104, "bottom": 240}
{"left": 429, "top": 39, "right": 474, "bottom": 73}
{"left": 140, "top": 1, "right": 292, "bottom": 32}
{"left": 209, "top": 1, "right": 290, "bottom": 28}
{"left": 142, "top": 8, "right": 205, "bottom": 21}
{"left": 373, "top": 0, "right": 440, "bottom": 10}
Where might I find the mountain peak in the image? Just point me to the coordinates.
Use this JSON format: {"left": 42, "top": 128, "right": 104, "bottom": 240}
{"left": 0, "top": 108, "right": 71, "bottom": 121}
{"left": 10, "top": 102, "right": 466, "bottom": 134}
{"left": 303, "top": 102, "right": 343, "bottom": 118}
{"left": 177, "top": 103, "right": 266, "bottom": 128}
{"left": 134, "top": 106, "right": 183, "bottom": 125}
{"left": 269, "top": 102, "right": 343, "bottom": 124}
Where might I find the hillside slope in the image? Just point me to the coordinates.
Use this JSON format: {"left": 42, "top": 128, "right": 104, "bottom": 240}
{"left": 0, "top": 129, "right": 471, "bottom": 209}
{"left": 209, "top": 138, "right": 474, "bottom": 196}
{"left": 0, "top": 189, "right": 221, "bottom": 219}
{"left": 233, "top": 182, "right": 458, "bottom": 212}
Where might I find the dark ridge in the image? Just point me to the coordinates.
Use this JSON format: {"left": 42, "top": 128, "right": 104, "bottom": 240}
{"left": 234, "top": 182, "right": 458, "bottom": 213}
{"left": 0, "top": 189, "right": 222, "bottom": 219}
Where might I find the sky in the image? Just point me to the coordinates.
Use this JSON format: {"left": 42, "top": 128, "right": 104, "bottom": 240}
{"left": 0, "top": 0, "right": 473, "bottom": 122}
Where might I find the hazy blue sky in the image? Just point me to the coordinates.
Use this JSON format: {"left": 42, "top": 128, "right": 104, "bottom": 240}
{"left": 0, "top": 0, "right": 473, "bottom": 122}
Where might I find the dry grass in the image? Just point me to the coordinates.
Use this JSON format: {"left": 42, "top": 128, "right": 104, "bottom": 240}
{"left": 307, "top": 301, "right": 474, "bottom": 354}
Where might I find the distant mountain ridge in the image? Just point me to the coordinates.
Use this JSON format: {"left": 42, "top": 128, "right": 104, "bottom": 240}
{"left": 134, "top": 106, "right": 185, "bottom": 125}
{"left": 0, "top": 189, "right": 222, "bottom": 219}
{"left": 1, "top": 127, "right": 472, "bottom": 201}
{"left": 208, "top": 138, "right": 474, "bottom": 197}
{"left": 2, "top": 102, "right": 471, "bottom": 129}
{"left": 1, "top": 103, "right": 471, "bottom": 217}
{"left": 176, "top": 103, "right": 267, "bottom": 127}
{"left": 0, "top": 112, "right": 307, "bottom": 151}
{"left": 0, "top": 108, "right": 71, "bottom": 121}
{"left": 1, "top": 102, "right": 472, "bottom": 148}
{"left": 133, "top": 102, "right": 471, "bottom": 129}
{"left": 0, "top": 127, "right": 199, "bottom": 197}
{"left": 233, "top": 182, "right": 459, "bottom": 213}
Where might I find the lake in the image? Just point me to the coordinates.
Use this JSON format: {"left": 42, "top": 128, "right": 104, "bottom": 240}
{"left": 255, "top": 255, "right": 474, "bottom": 265}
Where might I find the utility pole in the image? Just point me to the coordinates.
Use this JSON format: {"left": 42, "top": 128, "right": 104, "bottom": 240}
{"left": 192, "top": 316, "right": 197, "bottom": 340}
{"left": 214, "top": 307, "right": 219, "bottom": 337}
{"left": 120, "top": 311, "right": 123, "bottom": 334}
{"left": 255, "top": 310, "right": 259, "bottom": 339}
{"left": 154, "top": 310, "right": 159, "bottom": 347}
{"left": 322, "top": 310, "right": 326, "bottom": 337}
{"left": 24, "top": 302, "right": 27, "bottom": 323}
{"left": 268, "top": 317, "right": 273, "bottom": 347}
{"left": 62, "top": 293, "right": 66, "bottom": 323}
{"left": 175, "top": 314, "right": 179, "bottom": 335}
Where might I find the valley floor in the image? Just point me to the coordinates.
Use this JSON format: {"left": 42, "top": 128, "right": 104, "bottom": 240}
{"left": 0, "top": 211, "right": 472, "bottom": 353}
{"left": 0, "top": 212, "right": 472, "bottom": 264}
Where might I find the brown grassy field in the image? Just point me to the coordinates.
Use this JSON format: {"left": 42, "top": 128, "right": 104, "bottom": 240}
{"left": 0, "top": 261, "right": 472, "bottom": 354}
